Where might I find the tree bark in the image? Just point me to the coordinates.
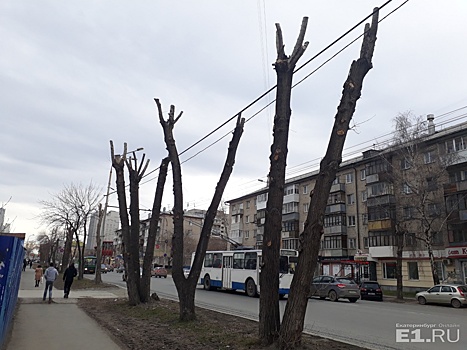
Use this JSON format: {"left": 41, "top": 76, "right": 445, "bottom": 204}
{"left": 155, "top": 99, "right": 245, "bottom": 321}
{"left": 395, "top": 229, "right": 404, "bottom": 300}
{"left": 279, "top": 9, "right": 378, "bottom": 350}
{"left": 111, "top": 141, "right": 139, "bottom": 305}
{"left": 95, "top": 204, "right": 104, "bottom": 284}
{"left": 141, "top": 157, "right": 170, "bottom": 302}
{"left": 259, "top": 17, "right": 308, "bottom": 346}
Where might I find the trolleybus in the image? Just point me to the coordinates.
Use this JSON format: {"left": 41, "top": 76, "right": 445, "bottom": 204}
{"left": 196, "top": 249, "right": 298, "bottom": 298}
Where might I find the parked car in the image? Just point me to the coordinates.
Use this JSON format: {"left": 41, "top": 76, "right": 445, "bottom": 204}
{"left": 151, "top": 267, "right": 168, "bottom": 278}
{"left": 416, "top": 284, "right": 467, "bottom": 308}
{"left": 309, "top": 275, "right": 360, "bottom": 302}
{"left": 359, "top": 281, "right": 383, "bottom": 301}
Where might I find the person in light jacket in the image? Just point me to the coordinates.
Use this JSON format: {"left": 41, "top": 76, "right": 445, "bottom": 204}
{"left": 34, "top": 264, "right": 43, "bottom": 287}
{"left": 42, "top": 262, "right": 59, "bottom": 303}
{"left": 63, "top": 262, "right": 78, "bottom": 298}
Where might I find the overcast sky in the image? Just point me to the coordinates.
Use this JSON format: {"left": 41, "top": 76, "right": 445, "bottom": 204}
{"left": 2, "top": 0, "right": 467, "bottom": 238}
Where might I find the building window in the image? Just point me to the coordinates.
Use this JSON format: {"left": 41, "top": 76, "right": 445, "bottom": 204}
{"left": 245, "top": 215, "right": 250, "bottom": 223}
{"left": 408, "top": 262, "right": 419, "bottom": 280}
{"left": 401, "top": 158, "right": 411, "bottom": 170}
{"left": 403, "top": 206, "right": 414, "bottom": 219}
{"left": 345, "top": 173, "right": 353, "bottom": 184}
{"left": 303, "top": 185, "right": 308, "bottom": 194}
{"left": 383, "top": 262, "right": 396, "bottom": 279}
{"left": 282, "top": 202, "right": 299, "bottom": 214}
{"left": 346, "top": 193, "right": 355, "bottom": 205}
{"left": 303, "top": 203, "right": 309, "bottom": 213}
{"left": 446, "top": 136, "right": 466, "bottom": 153}
{"left": 324, "top": 214, "right": 346, "bottom": 227}
{"left": 332, "top": 177, "right": 339, "bottom": 185}
{"left": 362, "top": 214, "right": 368, "bottom": 225}
{"left": 246, "top": 201, "right": 250, "bottom": 209}
{"left": 405, "top": 232, "right": 416, "bottom": 246}
{"left": 360, "top": 169, "right": 366, "bottom": 180}
{"left": 403, "top": 183, "right": 413, "bottom": 194}
{"left": 253, "top": 214, "right": 257, "bottom": 222}
{"left": 232, "top": 204, "right": 236, "bottom": 211}
{"left": 347, "top": 215, "right": 356, "bottom": 227}
{"left": 284, "top": 185, "right": 299, "bottom": 196}
{"left": 363, "top": 237, "right": 369, "bottom": 248}
{"left": 348, "top": 238, "right": 356, "bottom": 249}
{"left": 424, "top": 150, "right": 436, "bottom": 164}
{"left": 361, "top": 190, "right": 367, "bottom": 202}
{"left": 435, "top": 261, "right": 446, "bottom": 281}
{"left": 245, "top": 230, "right": 250, "bottom": 238}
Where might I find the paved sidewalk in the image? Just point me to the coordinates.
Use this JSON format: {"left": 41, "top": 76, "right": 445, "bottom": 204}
{"left": 6, "top": 267, "right": 126, "bottom": 350}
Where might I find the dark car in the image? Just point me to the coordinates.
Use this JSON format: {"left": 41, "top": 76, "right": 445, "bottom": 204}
{"left": 309, "top": 275, "right": 360, "bottom": 302}
{"left": 360, "top": 281, "right": 383, "bottom": 301}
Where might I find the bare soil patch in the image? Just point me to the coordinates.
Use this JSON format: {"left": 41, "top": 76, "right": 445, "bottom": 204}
{"left": 56, "top": 278, "right": 365, "bottom": 349}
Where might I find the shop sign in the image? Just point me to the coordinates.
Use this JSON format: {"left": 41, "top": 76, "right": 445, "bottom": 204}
{"left": 446, "top": 246, "right": 467, "bottom": 257}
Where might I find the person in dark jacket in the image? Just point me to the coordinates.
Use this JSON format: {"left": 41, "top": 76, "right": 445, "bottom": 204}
{"left": 63, "top": 262, "right": 78, "bottom": 298}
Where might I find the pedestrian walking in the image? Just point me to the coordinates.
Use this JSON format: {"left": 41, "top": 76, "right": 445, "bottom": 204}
{"left": 34, "top": 264, "right": 43, "bottom": 287}
{"left": 22, "top": 258, "right": 27, "bottom": 272}
{"left": 42, "top": 262, "right": 59, "bottom": 303}
{"left": 29, "top": 260, "right": 33, "bottom": 269}
{"left": 63, "top": 262, "right": 77, "bottom": 298}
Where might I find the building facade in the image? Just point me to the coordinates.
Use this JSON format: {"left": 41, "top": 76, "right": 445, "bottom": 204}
{"left": 226, "top": 116, "right": 467, "bottom": 291}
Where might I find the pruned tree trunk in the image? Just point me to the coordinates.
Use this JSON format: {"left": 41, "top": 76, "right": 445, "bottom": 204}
{"left": 279, "top": 9, "right": 379, "bottom": 350}
{"left": 61, "top": 225, "right": 73, "bottom": 273}
{"left": 155, "top": 99, "right": 245, "bottom": 321}
{"left": 141, "top": 157, "right": 169, "bottom": 302}
{"left": 259, "top": 17, "right": 309, "bottom": 346}
{"left": 111, "top": 141, "right": 140, "bottom": 305}
{"left": 95, "top": 203, "right": 104, "bottom": 284}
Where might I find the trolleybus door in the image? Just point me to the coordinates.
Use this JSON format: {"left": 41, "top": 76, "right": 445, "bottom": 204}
{"left": 222, "top": 256, "right": 232, "bottom": 289}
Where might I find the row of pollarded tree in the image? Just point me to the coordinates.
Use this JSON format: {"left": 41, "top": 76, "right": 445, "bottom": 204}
{"left": 109, "top": 8, "right": 380, "bottom": 350}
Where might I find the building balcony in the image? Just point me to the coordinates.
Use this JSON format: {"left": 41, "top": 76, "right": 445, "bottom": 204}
{"left": 369, "top": 246, "right": 397, "bottom": 258}
{"left": 282, "top": 212, "right": 300, "bottom": 221}
{"left": 256, "top": 217, "right": 265, "bottom": 226}
{"left": 366, "top": 174, "right": 379, "bottom": 184}
{"left": 324, "top": 225, "right": 347, "bottom": 235}
{"left": 444, "top": 181, "right": 467, "bottom": 194}
{"left": 257, "top": 201, "right": 267, "bottom": 210}
{"left": 366, "top": 195, "right": 395, "bottom": 207}
{"left": 230, "top": 222, "right": 242, "bottom": 231}
{"left": 330, "top": 183, "right": 346, "bottom": 193}
{"left": 281, "top": 230, "right": 300, "bottom": 239}
{"left": 283, "top": 193, "right": 300, "bottom": 204}
{"left": 325, "top": 203, "right": 346, "bottom": 214}
{"left": 319, "top": 248, "right": 349, "bottom": 257}
{"left": 367, "top": 219, "right": 394, "bottom": 231}
{"left": 231, "top": 208, "right": 244, "bottom": 216}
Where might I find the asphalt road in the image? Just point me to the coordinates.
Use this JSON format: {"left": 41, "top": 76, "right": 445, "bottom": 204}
{"left": 96, "top": 272, "right": 467, "bottom": 350}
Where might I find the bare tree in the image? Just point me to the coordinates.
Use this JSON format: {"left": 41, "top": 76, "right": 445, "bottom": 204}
{"left": 94, "top": 204, "right": 104, "bottom": 284}
{"left": 279, "top": 9, "right": 379, "bottom": 349}
{"left": 155, "top": 98, "right": 244, "bottom": 321}
{"left": 390, "top": 112, "right": 456, "bottom": 286}
{"left": 40, "top": 182, "right": 100, "bottom": 276}
{"left": 259, "top": 17, "right": 308, "bottom": 345}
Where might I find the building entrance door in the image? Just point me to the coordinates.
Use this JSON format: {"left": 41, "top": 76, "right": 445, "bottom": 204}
{"left": 462, "top": 261, "right": 467, "bottom": 284}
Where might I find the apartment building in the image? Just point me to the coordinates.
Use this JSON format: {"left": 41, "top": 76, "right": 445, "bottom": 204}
{"left": 226, "top": 115, "right": 467, "bottom": 292}
{"left": 120, "top": 209, "right": 229, "bottom": 267}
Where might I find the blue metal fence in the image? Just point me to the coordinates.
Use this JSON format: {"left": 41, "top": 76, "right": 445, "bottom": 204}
{"left": 0, "top": 235, "right": 24, "bottom": 349}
